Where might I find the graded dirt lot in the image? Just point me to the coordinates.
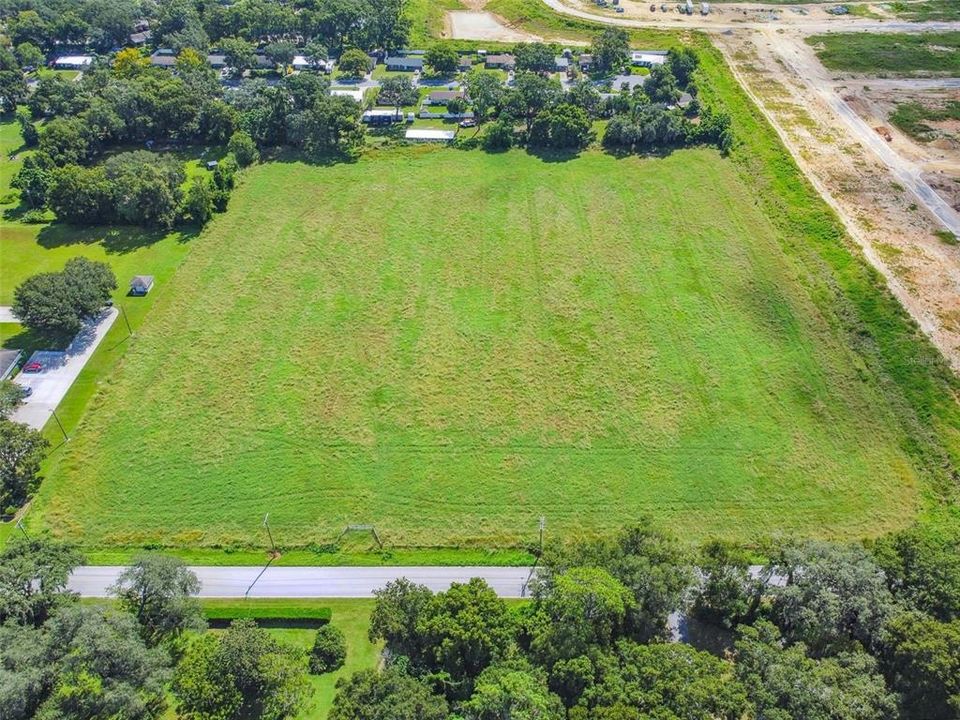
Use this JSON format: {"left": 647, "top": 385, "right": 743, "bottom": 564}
{"left": 447, "top": 10, "right": 542, "bottom": 41}
{"left": 714, "top": 27, "right": 960, "bottom": 366}
{"left": 841, "top": 79, "right": 960, "bottom": 211}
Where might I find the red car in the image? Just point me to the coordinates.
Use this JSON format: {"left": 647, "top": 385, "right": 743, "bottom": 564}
{"left": 22, "top": 361, "right": 42, "bottom": 373}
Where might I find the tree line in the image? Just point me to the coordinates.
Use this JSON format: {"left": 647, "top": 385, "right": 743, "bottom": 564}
{"left": 329, "top": 523, "right": 958, "bottom": 720}
{"left": 0, "top": 257, "right": 115, "bottom": 516}
{"left": 7, "top": 25, "right": 731, "bottom": 228}
{"left": 10, "top": 53, "right": 360, "bottom": 227}
{"left": 0, "top": 542, "right": 347, "bottom": 720}
{"left": 0, "top": 0, "right": 410, "bottom": 58}
{"left": 1, "top": 520, "right": 956, "bottom": 720}
{"left": 463, "top": 43, "right": 731, "bottom": 155}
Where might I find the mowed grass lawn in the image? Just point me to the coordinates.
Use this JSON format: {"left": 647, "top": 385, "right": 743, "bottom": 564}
{"left": 32, "top": 146, "right": 930, "bottom": 548}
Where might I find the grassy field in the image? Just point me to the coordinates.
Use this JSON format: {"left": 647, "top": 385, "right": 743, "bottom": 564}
{"left": 24, "top": 139, "right": 957, "bottom": 552}
{"left": 263, "top": 599, "right": 379, "bottom": 719}
{"left": 407, "top": 0, "right": 463, "bottom": 46}
{"left": 892, "top": 0, "right": 960, "bottom": 21}
{"left": 807, "top": 32, "right": 960, "bottom": 75}
{"left": 890, "top": 100, "right": 960, "bottom": 142}
{"left": 0, "top": 114, "right": 200, "bottom": 444}
{"left": 485, "top": 0, "right": 683, "bottom": 46}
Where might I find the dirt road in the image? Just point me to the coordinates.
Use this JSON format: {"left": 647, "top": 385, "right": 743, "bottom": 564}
{"left": 542, "top": 0, "right": 960, "bottom": 32}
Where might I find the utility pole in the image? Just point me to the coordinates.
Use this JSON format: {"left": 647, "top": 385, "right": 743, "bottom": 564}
{"left": 263, "top": 513, "right": 276, "bottom": 554}
{"left": 119, "top": 304, "right": 133, "bottom": 335}
{"left": 51, "top": 409, "right": 68, "bottom": 442}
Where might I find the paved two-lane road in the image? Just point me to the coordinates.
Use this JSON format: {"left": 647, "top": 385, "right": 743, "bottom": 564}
{"left": 68, "top": 565, "right": 534, "bottom": 598}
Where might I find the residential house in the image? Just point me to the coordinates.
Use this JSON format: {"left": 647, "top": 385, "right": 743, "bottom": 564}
{"left": 53, "top": 55, "right": 93, "bottom": 70}
{"left": 578, "top": 54, "right": 593, "bottom": 71}
{"left": 384, "top": 56, "right": 423, "bottom": 71}
{"left": 362, "top": 109, "right": 404, "bottom": 124}
{"left": 129, "top": 30, "right": 151, "bottom": 45}
{"left": 149, "top": 49, "right": 177, "bottom": 68}
{"left": 484, "top": 53, "right": 515, "bottom": 69}
{"left": 405, "top": 129, "right": 456, "bottom": 142}
{"left": 630, "top": 50, "right": 668, "bottom": 67}
{"left": 425, "top": 90, "right": 465, "bottom": 105}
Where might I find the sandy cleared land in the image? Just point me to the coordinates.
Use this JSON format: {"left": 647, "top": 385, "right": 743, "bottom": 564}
{"left": 448, "top": 10, "right": 542, "bottom": 41}
{"left": 542, "top": 0, "right": 960, "bottom": 32}
{"left": 715, "top": 28, "right": 960, "bottom": 366}
{"left": 840, "top": 79, "right": 960, "bottom": 209}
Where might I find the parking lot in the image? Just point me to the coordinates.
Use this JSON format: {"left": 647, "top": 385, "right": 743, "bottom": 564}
{"left": 12, "top": 308, "right": 118, "bottom": 430}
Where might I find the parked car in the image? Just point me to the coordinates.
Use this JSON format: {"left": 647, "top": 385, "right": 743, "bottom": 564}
{"left": 20, "top": 386, "right": 32, "bottom": 397}
{"left": 23, "top": 361, "right": 42, "bottom": 373}
{"left": 459, "top": 119, "right": 477, "bottom": 128}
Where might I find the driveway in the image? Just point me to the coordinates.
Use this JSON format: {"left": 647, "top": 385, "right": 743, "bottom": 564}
{"left": 12, "top": 308, "right": 118, "bottom": 430}
{"left": 69, "top": 565, "right": 534, "bottom": 598}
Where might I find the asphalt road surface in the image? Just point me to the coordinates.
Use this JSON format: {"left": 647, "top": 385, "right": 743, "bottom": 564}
{"left": 69, "top": 565, "right": 534, "bottom": 598}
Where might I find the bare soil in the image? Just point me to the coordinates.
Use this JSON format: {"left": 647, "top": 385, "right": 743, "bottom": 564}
{"left": 714, "top": 28, "right": 960, "bottom": 366}
{"left": 843, "top": 80, "right": 960, "bottom": 210}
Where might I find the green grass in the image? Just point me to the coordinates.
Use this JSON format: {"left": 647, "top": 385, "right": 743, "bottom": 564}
{"left": 846, "top": 3, "right": 882, "bottom": 19}
{"left": 407, "top": 0, "right": 464, "bottom": 46}
{"left": 0, "top": 114, "right": 199, "bottom": 448}
{"left": 935, "top": 229, "right": 958, "bottom": 246}
{"left": 694, "top": 35, "right": 960, "bottom": 540}
{"left": 25, "top": 138, "right": 957, "bottom": 552}
{"left": 807, "top": 32, "right": 960, "bottom": 76}
{"left": 892, "top": 0, "right": 960, "bottom": 21}
{"left": 82, "top": 546, "right": 534, "bottom": 567}
{"left": 264, "top": 599, "right": 379, "bottom": 719}
{"left": 890, "top": 100, "right": 960, "bottom": 142}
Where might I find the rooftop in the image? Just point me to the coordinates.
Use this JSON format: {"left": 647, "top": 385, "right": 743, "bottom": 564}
{"left": 385, "top": 56, "right": 424, "bottom": 68}
{"left": 405, "top": 129, "right": 456, "bottom": 141}
{"left": 54, "top": 55, "right": 93, "bottom": 66}
{"left": 427, "top": 90, "right": 465, "bottom": 101}
{"left": 0, "top": 349, "right": 22, "bottom": 381}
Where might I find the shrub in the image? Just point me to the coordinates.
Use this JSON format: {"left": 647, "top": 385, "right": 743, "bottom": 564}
{"left": 482, "top": 120, "right": 514, "bottom": 151}
{"left": 228, "top": 131, "right": 259, "bottom": 167}
{"left": 309, "top": 624, "right": 346, "bottom": 674}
